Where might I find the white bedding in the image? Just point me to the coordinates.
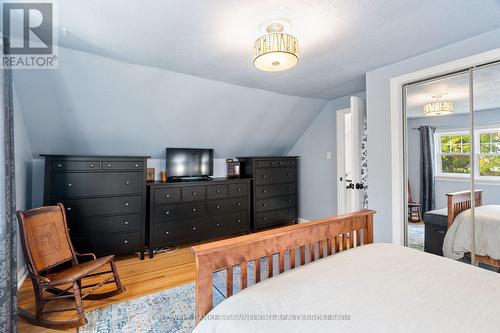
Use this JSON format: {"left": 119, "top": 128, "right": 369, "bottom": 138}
{"left": 443, "top": 205, "right": 500, "bottom": 260}
{"left": 194, "top": 243, "right": 500, "bottom": 333}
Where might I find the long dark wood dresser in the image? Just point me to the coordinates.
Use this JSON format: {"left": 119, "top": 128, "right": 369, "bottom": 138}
{"left": 147, "top": 178, "right": 251, "bottom": 258}
{"left": 238, "top": 156, "right": 299, "bottom": 231}
{"left": 42, "top": 155, "right": 149, "bottom": 259}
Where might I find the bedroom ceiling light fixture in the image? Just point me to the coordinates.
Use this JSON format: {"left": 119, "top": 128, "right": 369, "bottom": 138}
{"left": 423, "top": 95, "right": 454, "bottom": 116}
{"left": 253, "top": 20, "right": 299, "bottom": 72}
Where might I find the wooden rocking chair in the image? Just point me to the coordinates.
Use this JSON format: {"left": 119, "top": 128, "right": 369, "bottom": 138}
{"left": 17, "top": 203, "right": 125, "bottom": 329}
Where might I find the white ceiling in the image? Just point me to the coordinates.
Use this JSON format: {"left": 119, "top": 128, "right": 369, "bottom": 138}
{"left": 406, "top": 63, "right": 500, "bottom": 118}
{"left": 51, "top": 0, "right": 500, "bottom": 100}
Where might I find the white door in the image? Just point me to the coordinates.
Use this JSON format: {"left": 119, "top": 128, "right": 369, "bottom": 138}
{"left": 337, "top": 96, "right": 366, "bottom": 214}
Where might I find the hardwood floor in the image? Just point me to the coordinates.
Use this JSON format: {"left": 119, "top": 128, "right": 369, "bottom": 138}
{"left": 18, "top": 246, "right": 196, "bottom": 333}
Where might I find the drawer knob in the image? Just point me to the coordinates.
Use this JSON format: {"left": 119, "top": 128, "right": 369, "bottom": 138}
{"left": 262, "top": 203, "right": 267, "bottom": 207}
{"left": 288, "top": 187, "right": 292, "bottom": 191}
{"left": 57, "top": 163, "right": 62, "bottom": 168}
{"left": 237, "top": 188, "right": 241, "bottom": 192}
{"left": 216, "top": 223, "right": 220, "bottom": 227}
{"left": 272, "top": 161, "right": 276, "bottom": 165}
{"left": 166, "top": 194, "right": 170, "bottom": 198}
{"left": 287, "top": 173, "right": 292, "bottom": 176}
{"left": 165, "top": 231, "right": 170, "bottom": 235}
{"left": 192, "top": 208, "right": 197, "bottom": 212}
{"left": 89, "top": 163, "right": 95, "bottom": 168}
{"left": 279, "top": 161, "right": 283, "bottom": 165}
{"left": 165, "top": 211, "right": 170, "bottom": 215}
{"left": 135, "top": 164, "right": 139, "bottom": 168}
{"left": 262, "top": 217, "right": 267, "bottom": 221}
{"left": 262, "top": 174, "right": 267, "bottom": 178}
{"left": 216, "top": 205, "right": 220, "bottom": 209}
{"left": 192, "top": 192, "right": 196, "bottom": 196}
{"left": 288, "top": 199, "right": 292, "bottom": 203}
{"left": 237, "top": 202, "right": 241, "bottom": 206}
{"left": 124, "top": 239, "right": 128, "bottom": 244}
{"left": 107, "top": 163, "right": 112, "bottom": 167}
{"left": 192, "top": 226, "right": 197, "bottom": 231}
{"left": 66, "top": 207, "right": 72, "bottom": 211}
{"left": 124, "top": 221, "right": 129, "bottom": 225}
{"left": 68, "top": 183, "right": 72, "bottom": 187}
{"left": 237, "top": 219, "right": 241, "bottom": 223}
{"left": 216, "top": 190, "right": 220, "bottom": 193}
{"left": 125, "top": 202, "right": 129, "bottom": 207}
{"left": 125, "top": 180, "right": 130, "bottom": 185}
{"left": 262, "top": 190, "right": 267, "bottom": 193}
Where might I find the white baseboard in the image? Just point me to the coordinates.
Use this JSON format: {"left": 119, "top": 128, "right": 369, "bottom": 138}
{"left": 298, "top": 218, "right": 310, "bottom": 224}
{"left": 17, "top": 265, "right": 29, "bottom": 289}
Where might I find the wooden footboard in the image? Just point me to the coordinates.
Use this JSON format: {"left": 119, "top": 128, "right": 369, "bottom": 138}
{"left": 446, "top": 190, "right": 482, "bottom": 228}
{"left": 191, "top": 209, "right": 375, "bottom": 323}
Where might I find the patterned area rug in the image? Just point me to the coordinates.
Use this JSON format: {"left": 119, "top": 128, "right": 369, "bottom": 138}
{"left": 79, "top": 254, "right": 286, "bottom": 333}
{"left": 408, "top": 222, "right": 424, "bottom": 251}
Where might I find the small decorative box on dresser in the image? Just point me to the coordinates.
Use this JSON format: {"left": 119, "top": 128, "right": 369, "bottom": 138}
{"left": 147, "top": 178, "right": 251, "bottom": 258}
{"left": 238, "top": 157, "right": 299, "bottom": 231}
{"left": 42, "top": 155, "right": 149, "bottom": 259}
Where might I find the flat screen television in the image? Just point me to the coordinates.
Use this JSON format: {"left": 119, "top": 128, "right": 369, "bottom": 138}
{"left": 166, "top": 148, "right": 214, "bottom": 178}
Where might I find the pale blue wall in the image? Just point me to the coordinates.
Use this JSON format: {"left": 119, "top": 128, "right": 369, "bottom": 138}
{"left": 288, "top": 92, "right": 366, "bottom": 220}
{"left": 13, "top": 47, "right": 328, "bottom": 159}
{"left": 13, "top": 87, "right": 33, "bottom": 278}
{"left": 408, "top": 109, "right": 500, "bottom": 210}
{"left": 366, "top": 28, "right": 500, "bottom": 242}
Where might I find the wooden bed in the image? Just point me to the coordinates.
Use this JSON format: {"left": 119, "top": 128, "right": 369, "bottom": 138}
{"left": 446, "top": 190, "right": 500, "bottom": 268}
{"left": 190, "top": 209, "right": 374, "bottom": 322}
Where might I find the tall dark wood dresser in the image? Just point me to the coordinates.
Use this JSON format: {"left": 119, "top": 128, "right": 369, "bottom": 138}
{"left": 238, "top": 157, "right": 299, "bottom": 231}
{"left": 147, "top": 178, "right": 251, "bottom": 258}
{"left": 42, "top": 155, "right": 149, "bottom": 259}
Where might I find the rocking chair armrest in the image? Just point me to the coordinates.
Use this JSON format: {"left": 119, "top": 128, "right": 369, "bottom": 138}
{"left": 30, "top": 272, "right": 51, "bottom": 284}
{"left": 76, "top": 252, "right": 97, "bottom": 260}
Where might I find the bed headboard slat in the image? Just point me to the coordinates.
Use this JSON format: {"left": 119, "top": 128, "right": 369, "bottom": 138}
{"left": 446, "top": 190, "right": 483, "bottom": 228}
{"left": 191, "top": 209, "right": 375, "bottom": 323}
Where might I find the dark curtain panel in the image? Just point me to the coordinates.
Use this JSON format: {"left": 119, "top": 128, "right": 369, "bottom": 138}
{"left": 0, "top": 37, "right": 18, "bottom": 333}
{"left": 419, "top": 125, "right": 436, "bottom": 214}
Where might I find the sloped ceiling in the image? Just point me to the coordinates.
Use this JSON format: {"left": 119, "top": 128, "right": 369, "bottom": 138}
{"left": 14, "top": 47, "right": 327, "bottom": 158}
{"left": 46, "top": 0, "right": 500, "bottom": 99}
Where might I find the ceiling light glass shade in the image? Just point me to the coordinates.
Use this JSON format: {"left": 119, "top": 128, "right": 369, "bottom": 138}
{"left": 423, "top": 100, "right": 454, "bottom": 116}
{"left": 253, "top": 33, "right": 298, "bottom": 72}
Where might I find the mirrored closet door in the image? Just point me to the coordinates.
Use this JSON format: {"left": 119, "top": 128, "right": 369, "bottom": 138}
{"left": 404, "top": 61, "right": 500, "bottom": 271}
{"left": 404, "top": 71, "right": 472, "bottom": 259}
{"left": 471, "top": 63, "right": 500, "bottom": 271}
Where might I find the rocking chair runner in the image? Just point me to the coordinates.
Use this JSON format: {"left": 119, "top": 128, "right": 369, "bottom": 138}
{"left": 17, "top": 203, "right": 125, "bottom": 329}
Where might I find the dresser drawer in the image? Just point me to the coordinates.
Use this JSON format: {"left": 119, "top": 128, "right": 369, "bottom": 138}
{"left": 72, "top": 232, "right": 141, "bottom": 255}
{"left": 154, "top": 201, "right": 205, "bottom": 222}
{"left": 182, "top": 186, "right": 206, "bottom": 201}
{"left": 152, "top": 219, "right": 204, "bottom": 245}
{"left": 254, "top": 167, "right": 296, "bottom": 185}
{"left": 102, "top": 160, "right": 143, "bottom": 171}
{"left": 207, "top": 198, "right": 247, "bottom": 214}
{"left": 50, "top": 172, "right": 143, "bottom": 198}
{"left": 206, "top": 184, "right": 228, "bottom": 199}
{"left": 210, "top": 213, "right": 248, "bottom": 236}
{"left": 256, "top": 183, "right": 296, "bottom": 199}
{"left": 68, "top": 214, "right": 142, "bottom": 235}
{"left": 58, "top": 196, "right": 143, "bottom": 218}
{"left": 255, "top": 196, "right": 296, "bottom": 213}
{"left": 228, "top": 183, "right": 248, "bottom": 197}
{"left": 154, "top": 187, "right": 181, "bottom": 204}
{"left": 255, "top": 209, "right": 297, "bottom": 228}
{"left": 51, "top": 160, "right": 100, "bottom": 172}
